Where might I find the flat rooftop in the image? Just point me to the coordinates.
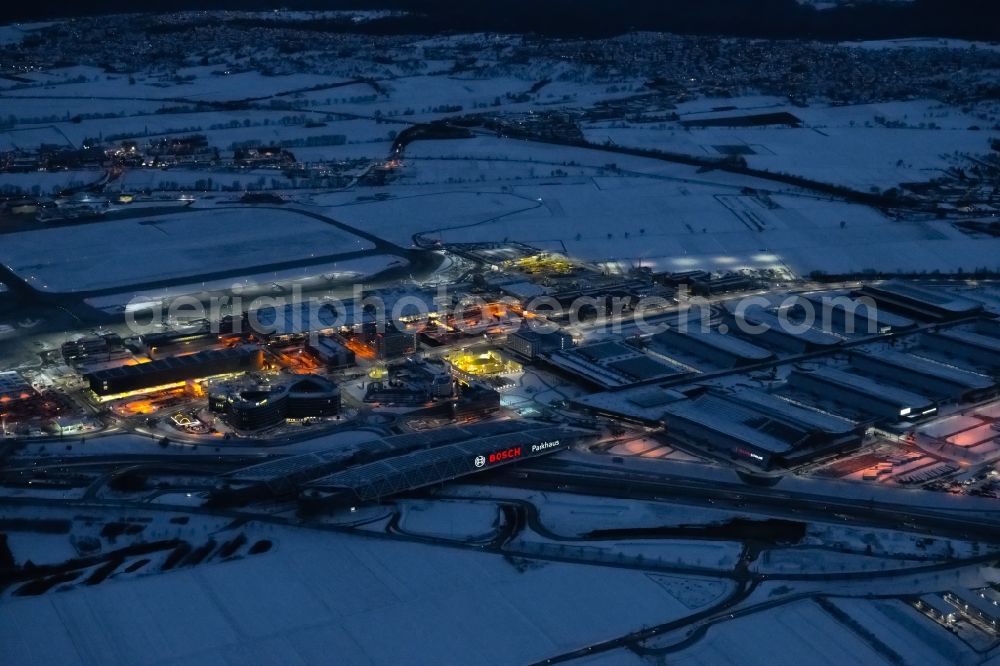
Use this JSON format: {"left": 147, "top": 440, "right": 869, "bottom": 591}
{"left": 575, "top": 341, "right": 634, "bottom": 362}
{"left": 570, "top": 386, "right": 690, "bottom": 422}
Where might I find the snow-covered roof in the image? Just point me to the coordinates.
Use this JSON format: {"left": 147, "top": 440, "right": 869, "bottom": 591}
{"left": 793, "top": 366, "right": 935, "bottom": 408}
{"left": 854, "top": 349, "right": 994, "bottom": 390}
{"left": 723, "top": 389, "right": 857, "bottom": 435}
{"left": 548, "top": 341, "right": 691, "bottom": 389}
{"left": 734, "top": 309, "right": 842, "bottom": 347}
{"left": 571, "top": 386, "right": 689, "bottom": 422}
{"left": 663, "top": 394, "right": 801, "bottom": 454}
{"left": 870, "top": 281, "right": 982, "bottom": 314}
{"left": 933, "top": 328, "right": 1000, "bottom": 355}
{"left": 656, "top": 327, "right": 774, "bottom": 362}
{"left": 804, "top": 294, "right": 915, "bottom": 329}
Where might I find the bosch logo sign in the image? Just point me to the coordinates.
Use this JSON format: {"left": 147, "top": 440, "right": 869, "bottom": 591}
{"left": 489, "top": 447, "right": 522, "bottom": 464}
{"left": 474, "top": 442, "right": 561, "bottom": 470}
{"left": 473, "top": 449, "right": 520, "bottom": 468}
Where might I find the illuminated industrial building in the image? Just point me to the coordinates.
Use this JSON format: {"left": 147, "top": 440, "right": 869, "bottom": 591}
{"left": 0, "top": 371, "right": 33, "bottom": 404}
{"left": 86, "top": 346, "right": 264, "bottom": 397}
{"left": 445, "top": 349, "right": 522, "bottom": 382}
{"left": 512, "top": 252, "right": 576, "bottom": 275}
{"left": 213, "top": 421, "right": 584, "bottom": 505}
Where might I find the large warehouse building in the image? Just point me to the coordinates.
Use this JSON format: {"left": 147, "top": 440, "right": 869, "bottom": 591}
{"left": 652, "top": 326, "right": 774, "bottom": 369}
{"left": 797, "top": 294, "right": 916, "bottom": 335}
{"left": 662, "top": 389, "right": 861, "bottom": 469}
{"left": 850, "top": 349, "right": 995, "bottom": 403}
{"left": 858, "top": 281, "right": 982, "bottom": 322}
{"left": 729, "top": 308, "right": 842, "bottom": 354}
{"left": 547, "top": 340, "right": 691, "bottom": 389}
{"left": 922, "top": 329, "right": 1000, "bottom": 369}
{"left": 86, "top": 346, "right": 263, "bottom": 397}
{"left": 788, "top": 366, "right": 937, "bottom": 421}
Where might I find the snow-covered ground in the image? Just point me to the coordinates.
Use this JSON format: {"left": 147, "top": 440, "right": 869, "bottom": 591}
{"left": 585, "top": 99, "right": 995, "bottom": 191}
{"left": 396, "top": 499, "right": 499, "bottom": 541}
{"left": 313, "top": 135, "right": 996, "bottom": 276}
{"left": 0, "top": 207, "right": 373, "bottom": 292}
{"left": 0, "top": 522, "right": 711, "bottom": 665}
{"left": 83, "top": 254, "right": 407, "bottom": 313}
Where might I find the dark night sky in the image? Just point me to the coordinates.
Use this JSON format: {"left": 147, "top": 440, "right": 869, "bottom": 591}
{"left": 1, "top": 0, "right": 998, "bottom": 41}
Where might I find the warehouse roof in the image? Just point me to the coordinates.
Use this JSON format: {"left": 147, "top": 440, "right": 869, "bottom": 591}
{"left": 854, "top": 349, "right": 994, "bottom": 390}
{"left": 793, "top": 366, "right": 935, "bottom": 409}
{"left": 663, "top": 394, "right": 803, "bottom": 454}
{"left": 86, "top": 346, "right": 258, "bottom": 382}
{"left": 656, "top": 327, "right": 774, "bottom": 361}
{"left": 723, "top": 389, "right": 857, "bottom": 435}
{"left": 932, "top": 329, "right": 1000, "bottom": 355}
{"left": 869, "top": 281, "right": 982, "bottom": 314}
{"left": 734, "top": 309, "right": 842, "bottom": 347}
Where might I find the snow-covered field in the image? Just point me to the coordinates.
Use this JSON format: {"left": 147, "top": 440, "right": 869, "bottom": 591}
{"left": 656, "top": 597, "right": 974, "bottom": 666}
{"left": 83, "top": 254, "right": 407, "bottom": 313}
{"left": 0, "top": 207, "right": 374, "bottom": 292}
{"left": 324, "top": 136, "right": 991, "bottom": 275}
{"left": 0, "top": 523, "right": 708, "bottom": 665}
{"left": 584, "top": 99, "right": 995, "bottom": 190}
{"left": 397, "top": 499, "right": 499, "bottom": 540}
